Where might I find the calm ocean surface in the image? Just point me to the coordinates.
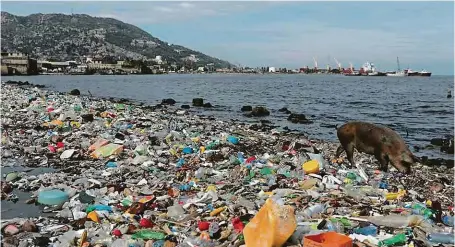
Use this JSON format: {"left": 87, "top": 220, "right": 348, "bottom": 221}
{"left": 6, "top": 74, "right": 454, "bottom": 159}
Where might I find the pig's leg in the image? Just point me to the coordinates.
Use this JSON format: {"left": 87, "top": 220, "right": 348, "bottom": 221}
{"left": 344, "top": 143, "right": 355, "bottom": 167}
{"left": 335, "top": 145, "right": 345, "bottom": 158}
{"left": 375, "top": 151, "right": 389, "bottom": 172}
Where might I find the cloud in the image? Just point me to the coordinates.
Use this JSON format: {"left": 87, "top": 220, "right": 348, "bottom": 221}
{"left": 89, "top": 2, "right": 261, "bottom": 24}
{"left": 178, "top": 2, "right": 194, "bottom": 9}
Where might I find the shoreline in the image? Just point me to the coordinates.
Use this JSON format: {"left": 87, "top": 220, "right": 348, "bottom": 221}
{"left": 1, "top": 82, "right": 454, "bottom": 246}
{"left": 2, "top": 73, "right": 449, "bottom": 77}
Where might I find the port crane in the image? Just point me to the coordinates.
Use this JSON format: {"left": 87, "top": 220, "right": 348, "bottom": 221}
{"left": 333, "top": 58, "right": 341, "bottom": 71}
{"left": 313, "top": 57, "right": 318, "bottom": 71}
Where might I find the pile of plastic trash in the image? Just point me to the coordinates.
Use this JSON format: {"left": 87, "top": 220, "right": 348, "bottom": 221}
{"left": 1, "top": 83, "right": 454, "bottom": 247}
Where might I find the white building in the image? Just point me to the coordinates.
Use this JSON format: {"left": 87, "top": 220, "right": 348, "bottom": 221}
{"left": 154, "top": 56, "right": 163, "bottom": 64}
{"left": 269, "top": 67, "right": 276, "bottom": 73}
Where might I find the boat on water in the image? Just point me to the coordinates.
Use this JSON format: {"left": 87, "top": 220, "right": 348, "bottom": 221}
{"left": 343, "top": 63, "right": 361, "bottom": 76}
{"left": 386, "top": 57, "right": 406, "bottom": 77}
{"left": 368, "top": 71, "right": 387, "bottom": 76}
{"left": 418, "top": 69, "right": 431, "bottom": 77}
{"left": 386, "top": 71, "right": 406, "bottom": 77}
{"left": 361, "top": 62, "right": 386, "bottom": 76}
{"left": 405, "top": 69, "right": 419, "bottom": 76}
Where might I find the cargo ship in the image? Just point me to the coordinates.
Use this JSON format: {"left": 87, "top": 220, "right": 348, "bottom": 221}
{"left": 360, "top": 62, "right": 386, "bottom": 76}
{"left": 339, "top": 59, "right": 431, "bottom": 77}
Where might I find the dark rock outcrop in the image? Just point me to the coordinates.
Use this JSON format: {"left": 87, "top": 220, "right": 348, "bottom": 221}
{"left": 241, "top": 106, "right": 252, "bottom": 112}
{"left": 430, "top": 136, "right": 454, "bottom": 154}
{"left": 420, "top": 156, "right": 455, "bottom": 168}
{"left": 69, "top": 89, "right": 80, "bottom": 96}
{"left": 250, "top": 106, "right": 270, "bottom": 117}
{"left": 278, "top": 107, "right": 292, "bottom": 114}
{"left": 287, "top": 113, "right": 313, "bottom": 124}
{"left": 161, "top": 98, "right": 176, "bottom": 105}
{"left": 193, "top": 98, "right": 204, "bottom": 107}
{"left": 203, "top": 103, "right": 213, "bottom": 108}
{"left": 181, "top": 105, "right": 190, "bottom": 109}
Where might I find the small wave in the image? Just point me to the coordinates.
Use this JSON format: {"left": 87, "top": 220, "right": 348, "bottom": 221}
{"left": 421, "top": 109, "right": 453, "bottom": 114}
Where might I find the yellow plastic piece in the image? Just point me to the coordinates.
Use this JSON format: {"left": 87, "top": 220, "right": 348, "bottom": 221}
{"left": 210, "top": 206, "right": 226, "bottom": 216}
{"left": 70, "top": 121, "right": 81, "bottom": 128}
{"left": 43, "top": 119, "right": 64, "bottom": 127}
{"left": 87, "top": 211, "right": 99, "bottom": 223}
{"left": 300, "top": 179, "right": 318, "bottom": 189}
{"left": 243, "top": 198, "right": 297, "bottom": 247}
{"left": 138, "top": 195, "right": 154, "bottom": 204}
{"left": 426, "top": 200, "right": 432, "bottom": 207}
{"left": 385, "top": 190, "right": 406, "bottom": 200}
{"left": 206, "top": 185, "right": 217, "bottom": 192}
{"left": 200, "top": 146, "right": 205, "bottom": 153}
{"left": 91, "top": 143, "right": 123, "bottom": 159}
{"left": 302, "top": 160, "right": 320, "bottom": 174}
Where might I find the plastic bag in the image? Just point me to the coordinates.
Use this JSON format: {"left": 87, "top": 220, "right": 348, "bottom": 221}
{"left": 243, "top": 198, "right": 297, "bottom": 247}
{"left": 91, "top": 143, "right": 123, "bottom": 158}
{"left": 89, "top": 139, "right": 109, "bottom": 151}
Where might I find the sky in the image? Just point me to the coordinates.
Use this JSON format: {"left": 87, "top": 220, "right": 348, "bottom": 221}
{"left": 2, "top": 1, "right": 454, "bottom": 75}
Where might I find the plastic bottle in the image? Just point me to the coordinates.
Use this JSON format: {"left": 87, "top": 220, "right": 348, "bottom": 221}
{"left": 347, "top": 172, "right": 357, "bottom": 180}
{"left": 302, "top": 204, "right": 326, "bottom": 219}
{"left": 325, "top": 220, "right": 344, "bottom": 233}
{"left": 354, "top": 225, "right": 378, "bottom": 236}
{"left": 379, "top": 180, "right": 389, "bottom": 189}
{"left": 427, "top": 232, "right": 455, "bottom": 244}
{"left": 411, "top": 203, "right": 433, "bottom": 218}
{"left": 442, "top": 215, "right": 454, "bottom": 227}
{"left": 237, "top": 152, "right": 245, "bottom": 164}
{"left": 367, "top": 215, "right": 409, "bottom": 228}
{"left": 378, "top": 233, "right": 407, "bottom": 246}
{"left": 131, "top": 230, "right": 165, "bottom": 240}
{"left": 344, "top": 185, "right": 367, "bottom": 201}
{"left": 86, "top": 204, "right": 113, "bottom": 213}
{"left": 267, "top": 175, "right": 277, "bottom": 186}
{"left": 208, "top": 222, "right": 220, "bottom": 236}
{"left": 289, "top": 225, "right": 313, "bottom": 245}
{"left": 227, "top": 136, "right": 239, "bottom": 145}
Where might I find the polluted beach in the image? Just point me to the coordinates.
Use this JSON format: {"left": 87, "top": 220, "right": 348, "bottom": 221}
{"left": 0, "top": 2, "right": 454, "bottom": 246}
{"left": 0, "top": 80, "right": 454, "bottom": 247}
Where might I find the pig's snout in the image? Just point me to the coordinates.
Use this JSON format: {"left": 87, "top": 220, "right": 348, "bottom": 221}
{"left": 396, "top": 161, "right": 412, "bottom": 174}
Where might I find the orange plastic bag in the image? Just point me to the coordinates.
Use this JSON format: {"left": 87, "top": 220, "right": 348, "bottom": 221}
{"left": 243, "top": 198, "right": 297, "bottom": 247}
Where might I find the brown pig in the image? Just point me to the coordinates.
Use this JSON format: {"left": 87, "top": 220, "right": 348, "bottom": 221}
{"left": 335, "top": 121, "right": 420, "bottom": 174}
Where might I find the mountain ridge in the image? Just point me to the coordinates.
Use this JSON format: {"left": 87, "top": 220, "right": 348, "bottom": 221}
{"left": 1, "top": 11, "right": 233, "bottom": 68}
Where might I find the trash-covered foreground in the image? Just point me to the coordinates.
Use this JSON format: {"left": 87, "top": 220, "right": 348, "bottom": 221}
{"left": 1, "top": 84, "right": 454, "bottom": 247}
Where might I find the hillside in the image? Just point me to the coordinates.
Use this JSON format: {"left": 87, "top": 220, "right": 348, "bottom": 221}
{"left": 0, "top": 11, "right": 232, "bottom": 68}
